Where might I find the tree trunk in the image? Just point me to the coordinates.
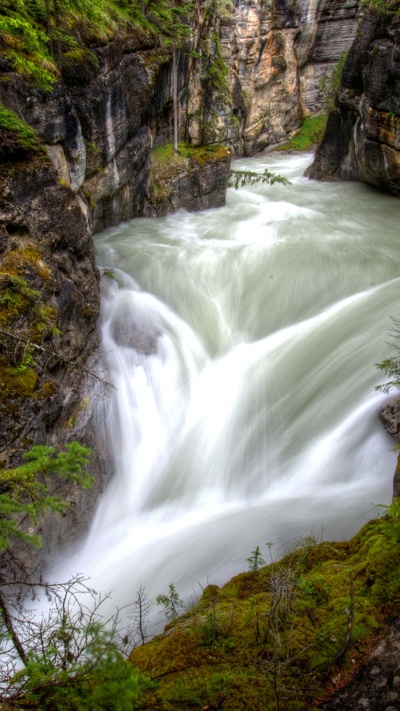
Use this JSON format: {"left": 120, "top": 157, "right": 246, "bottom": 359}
{"left": 0, "top": 589, "right": 28, "bottom": 666}
{"left": 172, "top": 49, "right": 179, "bottom": 152}
{"left": 44, "top": 0, "right": 54, "bottom": 58}
{"left": 53, "top": 0, "right": 62, "bottom": 66}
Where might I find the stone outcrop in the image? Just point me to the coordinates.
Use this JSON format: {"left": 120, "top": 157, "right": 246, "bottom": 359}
{"left": 318, "top": 617, "right": 400, "bottom": 711}
{"left": 144, "top": 145, "right": 232, "bottom": 217}
{"left": 0, "top": 1, "right": 362, "bottom": 223}
{"left": 0, "top": 158, "right": 98, "bottom": 450}
{"left": 306, "top": 6, "right": 400, "bottom": 196}
{"left": 0, "top": 154, "right": 113, "bottom": 569}
{"left": 184, "top": 0, "right": 360, "bottom": 155}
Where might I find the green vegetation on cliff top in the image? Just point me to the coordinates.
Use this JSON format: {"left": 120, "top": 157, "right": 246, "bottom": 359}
{"left": 0, "top": 0, "right": 230, "bottom": 91}
{"left": 146, "top": 142, "right": 231, "bottom": 204}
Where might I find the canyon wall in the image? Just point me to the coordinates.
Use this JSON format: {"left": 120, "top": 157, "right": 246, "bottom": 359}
{"left": 0, "top": 1, "right": 362, "bottom": 232}
{"left": 185, "top": 0, "right": 360, "bottom": 155}
{"left": 306, "top": 5, "right": 400, "bottom": 197}
{"left": 0, "top": 0, "right": 361, "bottom": 561}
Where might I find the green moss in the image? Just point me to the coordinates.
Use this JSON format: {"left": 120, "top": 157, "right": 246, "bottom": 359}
{"left": 150, "top": 142, "right": 230, "bottom": 177}
{"left": 0, "top": 104, "right": 44, "bottom": 159}
{"left": 277, "top": 114, "right": 328, "bottom": 152}
{"left": 0, "top": 243, "right": 51, "bottom": 280}
{"left": 361, "top": 0, "right": 400, "bottom": 12}
{"left": 272, "top": 55, "right": 287, "bottom": 72}
{"left": 146, "top": 142, "right": 230, "bottom": 208}
{"left": 64, "top": 396, "right": 90, "bottom": 429}
{"left": 0, "top": 238, "right": 61, "bottom": 403}
{"left": 0, "top": 366, "right": 38, "bottom": 398}
{"left": 130, "top": 510, "right": 400, "bottom": 710}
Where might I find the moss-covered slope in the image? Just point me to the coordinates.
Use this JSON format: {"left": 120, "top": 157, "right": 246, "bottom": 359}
{"left": 130, "top": 502, "right": 400, "bottom": 710}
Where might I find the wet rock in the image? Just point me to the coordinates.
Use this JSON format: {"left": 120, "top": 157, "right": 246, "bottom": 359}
{"left": 306, "top": 7, "right": 400, "bottom": 197}
{"left": 143, "top": 147, "right": 232, "bottom": 217}
{"left": 318, "top": 618, "right": 400, "bottom": 711}
{"left": 112, "top": 322, "right": 159, "bottom": 355}
{"left": 0, "top": 156, "right": 110, "bottom": 570}
{"left": 380, "top": 400, "right": 400, "bottom": 438}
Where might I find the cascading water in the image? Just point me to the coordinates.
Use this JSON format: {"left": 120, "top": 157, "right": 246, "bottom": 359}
{"left": 52, "top": 152, "right": 399, "bottom": 631}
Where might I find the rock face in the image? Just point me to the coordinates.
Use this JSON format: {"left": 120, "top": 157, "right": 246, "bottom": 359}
{"left": 306, "top": 6, "right": 400, "bottom": 196}
{"left": 0, "top": 158, "right": 98, "bottom": 450}
{"left": 0, "top": 155, "right": 114, "bottom": 570}
{"left": 0, "top": 0, "right": 360, "bottom": 564}
{"left": 0, "top": 1, "right": 361, "bottom": 228}
{"left": 318, "top": 617, "right": 400, "bottom": 711}
{"left": 184, "top": 0, "right": 360, "bottom": 155}
{"left": 144, "top": 145, "right": 232, "bottom": 217}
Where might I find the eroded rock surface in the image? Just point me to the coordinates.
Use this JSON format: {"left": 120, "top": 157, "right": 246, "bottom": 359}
{"left": 187, "top": 0, "right": 360, "bottom": 154}
{"left": 319, "top": 617, "right": 400, "bottom": 711}
{"left": 306, "top": 6, "right": 400, "bottom": 196}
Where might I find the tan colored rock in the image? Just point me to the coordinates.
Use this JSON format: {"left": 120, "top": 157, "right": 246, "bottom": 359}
{"left": 185, "top": 0, "right": 360, "bottom": 154}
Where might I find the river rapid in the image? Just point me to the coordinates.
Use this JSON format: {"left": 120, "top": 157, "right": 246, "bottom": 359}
{"left": 53, "top": 152, "right": 399, "bottom": 631}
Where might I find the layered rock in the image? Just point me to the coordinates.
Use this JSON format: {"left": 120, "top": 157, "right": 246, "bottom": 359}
{"left": 0, "top": 0, "right": 362, "bottom": 218}
{"left": 184, "top": 0, "right": 360, "bottom": 155}
{"left": 306, "top": 6, "right": 400, "bottom": 196}
{"left": 144, "top": 145, "right": 231, "bottom": 217}
{"left": 0, "top": 154, "right": 113, "bottom": 569}
{"left": 298, "top": 0, "right": 360, "bottom": 112}
{"left": 0, "top": 0, "right": 362, "bottom": 563}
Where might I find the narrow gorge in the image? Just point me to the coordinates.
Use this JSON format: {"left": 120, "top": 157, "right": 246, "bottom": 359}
{"left": 1, "top": 1, "right": 400, "bottom": 710}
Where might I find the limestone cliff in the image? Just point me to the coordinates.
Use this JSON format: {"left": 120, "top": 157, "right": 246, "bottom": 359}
{"left": 306, "top": 5, "right": 400, "bottom": 196}
{"left": 184, "top": 0, "right": 360, "bottom": 155}
{"left": 0, "top": 0, "right": 361, "bottom": 560}
{"left": 0, "top": 1, "right": 362, "bottom": 229}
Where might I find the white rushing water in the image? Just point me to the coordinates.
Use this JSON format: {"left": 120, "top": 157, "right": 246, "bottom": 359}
{"left": 53, "top": 152, "right": 399, "bottom": 630}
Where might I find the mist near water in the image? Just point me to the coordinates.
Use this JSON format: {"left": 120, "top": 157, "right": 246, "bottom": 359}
{"left": 51, "top": 152, "right": 399, "bottom": 630}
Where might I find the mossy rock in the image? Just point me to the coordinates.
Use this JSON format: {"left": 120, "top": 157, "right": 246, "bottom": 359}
{"left": 0, "top": 104, "right": 44, "bottom": 160}
{"left": 61, "top": 48, "right": 100, "bottom": 86}
{"left": 130, "top": 512, "right": 400, "bottom": 710}
{"left": 278, "top": 115, "right": 328, "bottom": 152}
{"left": 0, "top": 366, "right": 38, "bottom": 398}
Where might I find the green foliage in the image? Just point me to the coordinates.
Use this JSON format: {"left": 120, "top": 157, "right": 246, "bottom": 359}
{"left": 375, "top": 318, "right": 400, "bottom": 398}
{"left": 0, "top": 274, "right": 40, "bottom": 318}
{"left": 360, "top": 0, "right": 400, "bottom": 12}
{"left": 16, "top": 633, "right": 143, "bottom": 711}
{"left": 0, "top": 575, "right": 147, "bottom": 711}
{"left": 0, "top": 442, "right": 148, "bottom": 711}
{"left": 376, "top": 497, "right": 400, "bottom": 544}
{"left": 0, "top": 104, "right": 43, "bottom": 158}
{"left": 156, "top": 584, "right": 184, "bottom": 623}
{"left": 277, "top": 114, "right": 327, "bottom": 152}
{"left": 246, "top": 545, "right": 266, "bottom": 571}
{"left": 0, "top": 13, "right": 57, "bottom": 91}
{"left": 320, "top": 52, "right": 349, "bottom": 110}
{"left": 0, "top": 442, "right": 93, "bottom": 551}
{"left": 0, "top": 0, "right": 224, "bottom": 90}
{"left": 228, "top": 168, "right": 290, "bottom": 189}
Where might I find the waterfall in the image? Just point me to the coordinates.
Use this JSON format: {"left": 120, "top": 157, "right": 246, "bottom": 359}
{"left": 51, "top": 152, "right": 399, "bottom": 631}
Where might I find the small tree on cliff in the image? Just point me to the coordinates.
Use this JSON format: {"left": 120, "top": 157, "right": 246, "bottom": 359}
{"left": 376, "top": 317, "right": 400, "bottom": 398}
{"left": 0, "top": 443, "right": 146, "bottom": 710}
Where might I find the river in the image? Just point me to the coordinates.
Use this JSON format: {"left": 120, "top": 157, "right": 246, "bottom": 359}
{"left": 53, "top": 152, "right": 399, "bottom": 632}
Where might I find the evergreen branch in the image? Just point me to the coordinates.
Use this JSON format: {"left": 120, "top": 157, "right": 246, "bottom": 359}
{"left": 228, "top": 169, "right": 290, "bottom": 190}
